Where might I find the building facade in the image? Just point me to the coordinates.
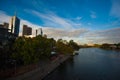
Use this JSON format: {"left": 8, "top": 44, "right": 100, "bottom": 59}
{"left": 0, "top": 22, "right": 9, "bottom": 47}
{"left": 0, "top": 22, "right": 9, "bottom": 29}
{"left": 36, "top": 28, "right": 43, "bottom": 36}
{"left": 0, "top": 27, "right": 9, "bottom": 46}
{"left": 9, "top": 16, "right": 20, "bottom": 36}
{"left": 22, "top": 25, "right": 32, "bottom": 36}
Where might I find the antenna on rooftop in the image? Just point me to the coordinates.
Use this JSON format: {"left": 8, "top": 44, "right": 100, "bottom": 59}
{"left": 14, "top": 11, "right": 17, "bottom": 16}
{"left": 14, "top": 8, "right": 17, "bottom": 16}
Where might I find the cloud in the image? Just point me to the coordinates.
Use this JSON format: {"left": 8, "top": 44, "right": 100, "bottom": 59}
{"left": 91, "top": 14, "right": 96, "bottom": 18}
{"left": 0, "top": 10, "right": 88, "bottom": 41}
{"left": 75, "top": 16, "right": 82, "bottom": 20}
{"left": 25, "top": 10, "right": 83, "bottom": 30}
{"left": 90, "top": 11, "right": 97, "bottom": 18}
{"left": 43, "top": 27, "right": 88, "bottom": 38}
{"left": 110, "top": 0, "right": 120, "bottom": 18}
{"left": 82, "top": 27, "right": 120, "bottom": 44}
{"left": 0, "top": 10, "right": 11, "bottom": 23}
{"left": 88, "top": 23, "right": 92, "bottom": 25}
{"left": 1, "top": 10, "right": 120, "bottom": 44}
{"left": 0, "top": 10, "right": 41, "bottom": 36}
{"left": 31, "top": 10, "right": 73, "bottom": 30}
{"left": 20, "top": 19, "right": 42, "bottom": 36}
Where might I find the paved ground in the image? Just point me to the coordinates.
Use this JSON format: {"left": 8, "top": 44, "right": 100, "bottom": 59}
{"left": 6, "top": 55, "right": 70, "bottom": 80}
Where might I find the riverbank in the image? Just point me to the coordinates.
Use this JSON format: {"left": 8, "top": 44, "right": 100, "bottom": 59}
{"left": 42, "top": 48, "right": 120, "bottom": 80}
{"left": 100, "top": 47, "right": 120, "bottom": 52}
{"left": 6, "top": 55, "right": 70, "bottom": 80}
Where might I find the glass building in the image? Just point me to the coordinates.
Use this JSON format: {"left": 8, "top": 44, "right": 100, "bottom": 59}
{"left": 9, "top": 16, "right": 20, "bottom": 37}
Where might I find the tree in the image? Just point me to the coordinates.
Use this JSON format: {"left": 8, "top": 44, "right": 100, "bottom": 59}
{"left": 56, "top": 39, "right": 74, "bottom": 55}
{"left": 68, "top": 40, "right": 80, "bottom": 50}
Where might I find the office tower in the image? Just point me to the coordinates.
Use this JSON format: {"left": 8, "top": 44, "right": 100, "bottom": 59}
{"left": 36, "top": 29, "right": 38, "bottom": 36}
{"left": 40, "top": 28, "right": 43, "bottom": 36}
{"left": 22, "top": 25, "right": 32, "bottom": 36}
{"left": 36, "top": 28, "right": 43, "bottom": 36}
{"left": 9, "top": 15, "right": 20, "bottom": 36}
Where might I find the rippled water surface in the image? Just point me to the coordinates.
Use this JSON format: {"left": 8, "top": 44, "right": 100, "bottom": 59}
{"left": 44, "top": 48, "right": 120, "bottom": 80}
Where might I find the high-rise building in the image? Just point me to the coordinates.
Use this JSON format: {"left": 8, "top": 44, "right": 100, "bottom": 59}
{"left": 22, "top": 25, "right": 32, "bottom": 36}
{"left": 9, "top": 16, "right": 20, "bottom": 36}
{"left": 40, "top": 28, "right": 43, "bottom": 36}
{"left": 36, "top": 28, "right": 43, "bottom": 36}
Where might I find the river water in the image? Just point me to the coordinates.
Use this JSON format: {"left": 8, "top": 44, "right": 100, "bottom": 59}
{"left": 43, "top": 48, "right": 120, "bottom": 80}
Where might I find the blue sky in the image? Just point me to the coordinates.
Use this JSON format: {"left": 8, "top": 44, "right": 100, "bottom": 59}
{"left": 0, "top": 0, "right": 120, "bottom": 44}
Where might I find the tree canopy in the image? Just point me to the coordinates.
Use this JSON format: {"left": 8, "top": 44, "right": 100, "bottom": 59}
{"left": 10, "top": 36, "right": 79, "bottom": 65}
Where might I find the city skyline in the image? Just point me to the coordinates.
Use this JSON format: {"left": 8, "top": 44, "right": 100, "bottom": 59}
{"left": 22, "top": 25, "right": 32, "bottom": 36}
{"left": 0, "top": 0, "right": 120, "bottom": 44}
{"left": 9, "top": 15, "right": 20, "bottom": 36}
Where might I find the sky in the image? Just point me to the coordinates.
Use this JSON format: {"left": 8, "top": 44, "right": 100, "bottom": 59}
{"left": 0, "top": 0, "right": 120, "bottom": 44}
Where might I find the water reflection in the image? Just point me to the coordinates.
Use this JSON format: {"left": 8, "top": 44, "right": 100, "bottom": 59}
{"left": 43, "top": 48, "right": 120, "bottom": 80}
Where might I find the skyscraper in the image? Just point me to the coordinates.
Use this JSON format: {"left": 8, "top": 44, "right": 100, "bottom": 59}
{"left": 9, "top": 15, "right": 20, "bottom": 36}
{"left": 36, "top": 28, "right": 43, "bottom": 36}
{"left": 40, "top": 28, "right": 43, "bottom": 36}
{"left": 22, "top": 25, "right": 32, "bottom": 36}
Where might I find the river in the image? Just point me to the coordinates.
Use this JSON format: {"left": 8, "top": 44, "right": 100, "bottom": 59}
{"left": 43, "top": 48, "right": 120, "bottom": 80}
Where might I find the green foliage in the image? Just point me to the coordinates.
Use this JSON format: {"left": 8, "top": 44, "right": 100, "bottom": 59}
{"left": 93, "top": 44, "right": 101, "bottom": 47}
{"left": 100, "top": 43, "right": 120, "bottom": 49}
{"left": 68, "top": 40, "right": 80, "bottom": 50}
{"left": 100, "top": 43, "right": 111, "bottom": 49}
{"left": 56, "top": 39, "right": 74, "bottom": 55}
{"left": 11, "top": 36, "right": 55, "bottom": 64}
{"left": 11, "top": 36, "right": 79, "bottom": 65}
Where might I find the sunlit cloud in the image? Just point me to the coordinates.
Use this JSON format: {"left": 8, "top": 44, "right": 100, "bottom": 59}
{"left": 0, "top": 10, "right": 11, "bottom": 24}
{"left": 1, "top": 10, "right": 120, "bottom": 44}
{"left": 82, "top": 28, "right": 120, "bottom": 44}
{"left": 0, "top": 10, "right": 88, "bottom": 41}
{"left": 0, "top": 10, "right": 41, "bottom": 36}
{"left": 30, "top": 10, "right": 73, "bottom": 30}
{"left": 43, "top": 27, "right": 88, "bottom": 38}
{"left": 25, "top": 9, "right": 84, "bottom": 30}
